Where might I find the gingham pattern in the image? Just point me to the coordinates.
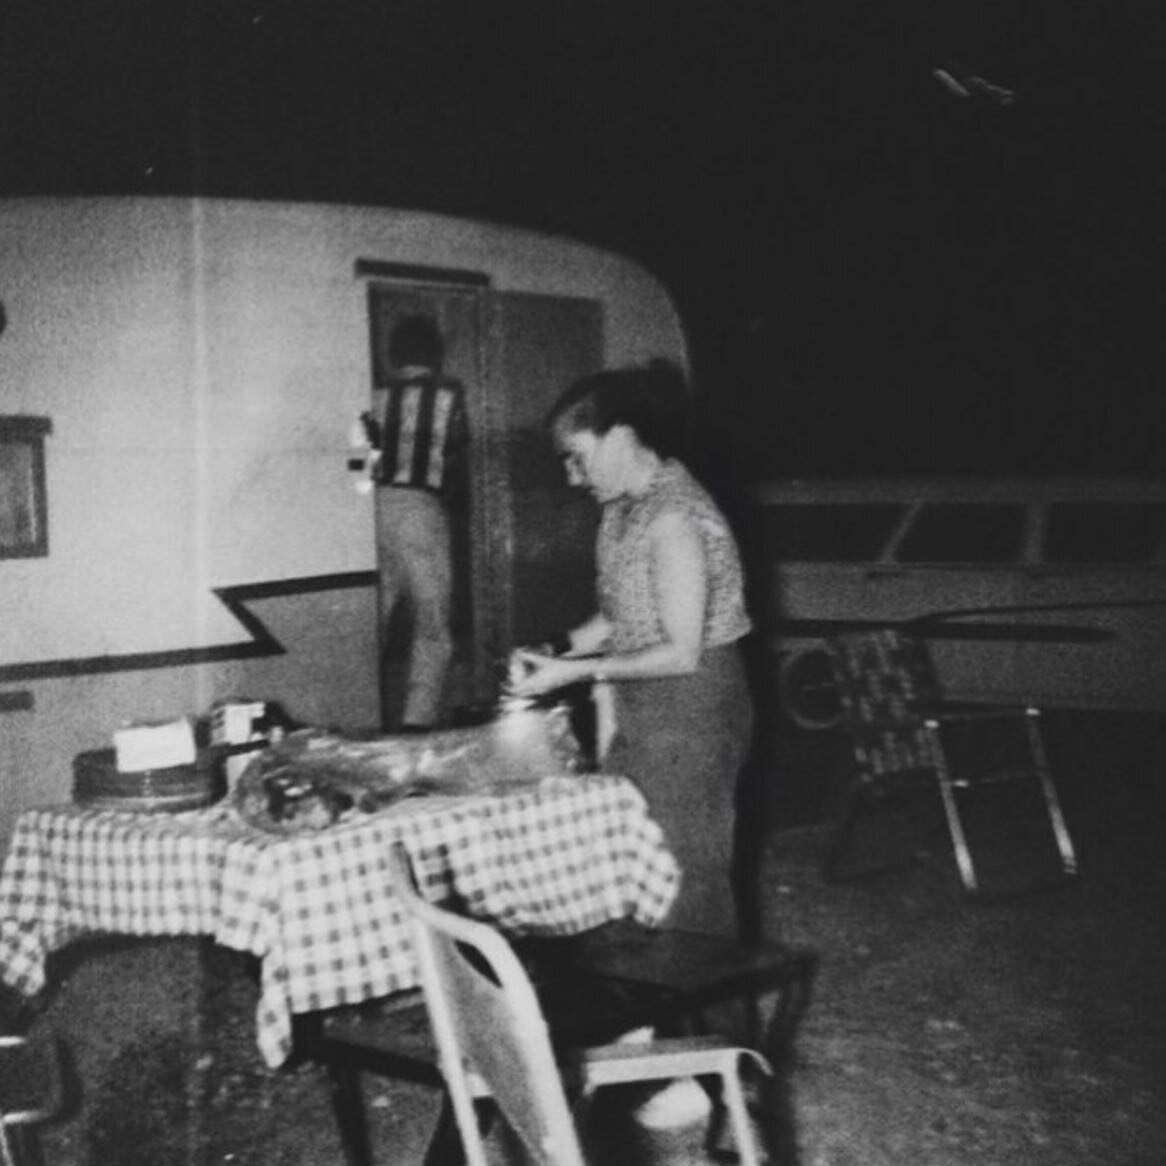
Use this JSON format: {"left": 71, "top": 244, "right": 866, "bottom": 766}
{"left": 0, "top": 775, "right": 679, "bottom": 1067}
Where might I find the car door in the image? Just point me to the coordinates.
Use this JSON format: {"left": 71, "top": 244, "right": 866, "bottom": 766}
{"left": 1015, "top": 498, "right": 1166, "bottom": 710}
{"left": 876, "top": 499, "right": 1029, "bottom": 703}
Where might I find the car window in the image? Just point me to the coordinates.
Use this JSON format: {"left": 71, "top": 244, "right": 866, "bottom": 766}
{"left": 896, "top": 504, "right": 1025, "bottom": 563}
{"left": 763, "top": 504, "right": 904, "bottom": 561}
{"left": 1045, "top": 503, "right": 1166, "bottom": 564}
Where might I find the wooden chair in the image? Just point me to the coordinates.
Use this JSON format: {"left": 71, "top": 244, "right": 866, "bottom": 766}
{"left": 309, "top": 844, "right": 817, "bottom": 1165}
{"left": 315, "top": 931, "right": 817, "bottom": 1165}
{"left": 0, "top": 1034, "right": 63, "bottom": 1166}
{"left": 821, "top": 627, "right": 1078, "bottom": 894}
{"left": 385, "top": 841, "right": 773, "bottom": 1166}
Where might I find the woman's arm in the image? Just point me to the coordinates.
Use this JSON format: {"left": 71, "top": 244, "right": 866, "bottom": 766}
{"left": 507, "top": 614, "right": 610, "bottom": 688}
{"left": 509, "top": 511, "right": 707, "bottom": 696}
{"left": 559, "top": 613, "right": 612, "bottom": 657}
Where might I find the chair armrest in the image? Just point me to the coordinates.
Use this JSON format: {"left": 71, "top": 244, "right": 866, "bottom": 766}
{"left": 578, "top": 1034, "right": 771, "bottom": 1089}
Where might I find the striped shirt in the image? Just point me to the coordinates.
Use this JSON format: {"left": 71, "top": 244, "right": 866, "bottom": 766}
{"left": 375, "top": 372, "right": 468, "bottom": 495}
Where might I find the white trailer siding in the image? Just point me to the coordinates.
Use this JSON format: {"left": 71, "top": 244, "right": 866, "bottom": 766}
{"left": 0, "top": 196, "right": 688, "bottom": 846}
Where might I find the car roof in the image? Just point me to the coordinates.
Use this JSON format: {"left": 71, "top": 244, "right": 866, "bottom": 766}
{"left": 747, "top": 478, "right": 1166, "bottom": 505}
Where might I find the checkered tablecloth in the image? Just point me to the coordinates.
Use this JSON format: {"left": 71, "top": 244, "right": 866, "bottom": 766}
{"left": 0, "top": 774, "right": 679, "bottom": 1067}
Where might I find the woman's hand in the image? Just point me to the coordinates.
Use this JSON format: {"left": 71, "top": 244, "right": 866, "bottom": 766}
{"left": 507, "top": 647, "right": 587, "bottom": 699}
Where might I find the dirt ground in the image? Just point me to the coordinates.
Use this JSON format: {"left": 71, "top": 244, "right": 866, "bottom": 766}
{"left": 774, "top": 710, "right": 1166, "bottom": 1166}
{"left": 23, "top": 711, "right": 1166, "bottom": 1165}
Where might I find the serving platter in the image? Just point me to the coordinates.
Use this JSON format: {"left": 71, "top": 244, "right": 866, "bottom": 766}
{"left": 233, "top": 703, "right": 584, "bottom": 835}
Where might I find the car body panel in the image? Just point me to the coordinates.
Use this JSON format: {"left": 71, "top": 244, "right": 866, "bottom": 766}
{"left": 746, "top": 478, "right": 1166, "bottom": 715}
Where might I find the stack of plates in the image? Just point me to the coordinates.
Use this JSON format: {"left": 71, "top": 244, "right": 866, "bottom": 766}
{"left": 73, "top": 748, "right": 221, "bottom": 813}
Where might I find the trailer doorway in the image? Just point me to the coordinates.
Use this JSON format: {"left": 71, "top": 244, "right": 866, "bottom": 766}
{"left": 364, "top": 270, "right": 486, "bottom": 728}
{"left": 361, "top": 265, "right": 603, "bottom": 727}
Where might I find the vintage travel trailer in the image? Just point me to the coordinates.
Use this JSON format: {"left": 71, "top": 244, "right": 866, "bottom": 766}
{"left": 0, "top": 195, "right": 689, "bottom": 846}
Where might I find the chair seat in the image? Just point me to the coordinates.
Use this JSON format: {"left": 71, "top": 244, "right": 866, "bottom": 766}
{"left": 519, "top": 920, "right": 818, "bottom": 1061}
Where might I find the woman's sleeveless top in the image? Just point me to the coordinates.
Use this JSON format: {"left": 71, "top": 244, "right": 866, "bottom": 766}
{"left": 597, "top": 460, "right": 752, "bottom": 654}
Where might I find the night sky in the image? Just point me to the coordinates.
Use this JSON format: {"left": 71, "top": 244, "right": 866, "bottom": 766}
{"left": 3, "top": 1, "right": 1163, "bottom": 481}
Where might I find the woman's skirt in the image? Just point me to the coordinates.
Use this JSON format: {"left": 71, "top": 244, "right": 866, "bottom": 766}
{"left": 604, "top": 641, "right": 754, "bottom": 938}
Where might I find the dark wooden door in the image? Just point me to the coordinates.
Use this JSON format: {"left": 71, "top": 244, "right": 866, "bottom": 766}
{"left": 484, "top": 292, "right": 604, "bottom": 660}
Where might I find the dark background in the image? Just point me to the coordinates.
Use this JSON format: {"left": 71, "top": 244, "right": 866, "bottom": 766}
{"left": 3, "top": 1, "right": 1163, "bottom": 481}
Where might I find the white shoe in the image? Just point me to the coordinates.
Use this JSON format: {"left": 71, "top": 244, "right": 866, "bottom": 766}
{"left": 631, "top": 1078, "right": 712, "bottom": 1128}
{"left": 615, "top": 1026, "right": 654, "bottom": 1045}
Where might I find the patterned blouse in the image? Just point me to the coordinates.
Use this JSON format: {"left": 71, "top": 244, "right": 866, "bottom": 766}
{"left": 597, "top": 460, "right": 752, "bottom": 654}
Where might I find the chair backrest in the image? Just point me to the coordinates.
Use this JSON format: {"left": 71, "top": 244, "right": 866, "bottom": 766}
{"left": 825, "top": 629, "right": 940, "bottom": 780}
{"left": 386, "top": 842, "right": 587, "bottom": 1166}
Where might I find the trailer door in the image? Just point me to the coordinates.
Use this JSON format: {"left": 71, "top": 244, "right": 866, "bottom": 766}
{"left": 486, "top": 292, "right": 604, "bottom": 668}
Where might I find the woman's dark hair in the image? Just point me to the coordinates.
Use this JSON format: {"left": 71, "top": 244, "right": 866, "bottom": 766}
{"left": 388, "top": 315, "right": 444, "bottom": 370}
{"left": 548, "top": 358, "right": 690, "bottom": 458}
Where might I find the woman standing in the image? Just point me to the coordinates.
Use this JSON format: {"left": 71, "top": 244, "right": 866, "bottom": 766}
{"left": 509, "top": 360, "right": 755, "bottom": 940}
